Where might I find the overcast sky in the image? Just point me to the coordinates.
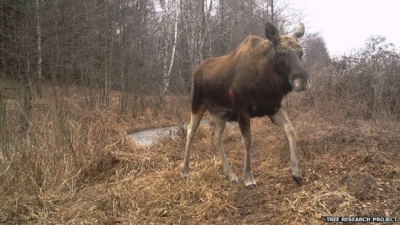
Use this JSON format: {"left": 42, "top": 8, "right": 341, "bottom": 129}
{"left": 292, "top": 0, "right": 400, "bottom": 57}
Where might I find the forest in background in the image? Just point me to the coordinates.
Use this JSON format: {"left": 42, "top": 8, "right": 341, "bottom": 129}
{"left": 0, "top": 0, "right": 399, "bottom": 117}
{"left": 1, "top": 0, "right": 312, "bottom": 116}
{"left": 1, "top": 0, "right": 399, "bottom": 121}
{"left": 1, "top": 0, "right": 400, "bottom": 224}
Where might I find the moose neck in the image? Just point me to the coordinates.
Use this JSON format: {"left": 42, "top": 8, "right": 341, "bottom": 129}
{"left": 272, "top": 63, "right": 293, "bottom": 95}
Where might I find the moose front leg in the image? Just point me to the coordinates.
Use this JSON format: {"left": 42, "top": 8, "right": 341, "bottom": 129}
{"left": 238, "top": 113, "right": 256, "bottom": 188}
{"left": 270, "top": 109, "right": 302, "bottom": 185}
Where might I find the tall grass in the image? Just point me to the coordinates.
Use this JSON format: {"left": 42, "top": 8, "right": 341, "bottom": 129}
{"left": 0, "top": 82, "right": 188, "bottom": 223}
{"left": 297, "top": 36, "right": 400, "bottom": 121}
{"left": 0, "top": 86, "right": 121, "bottom": 223}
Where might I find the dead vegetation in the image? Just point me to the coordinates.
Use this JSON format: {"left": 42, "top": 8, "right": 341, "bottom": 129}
{"left": 0, "top": 76, "right": 399, "bottom": 224}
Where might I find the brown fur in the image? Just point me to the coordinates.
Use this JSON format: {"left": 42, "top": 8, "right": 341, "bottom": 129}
{"left": 184, "top": 23, "right": 309, "bottom": 186}
{"left": 192, "top": 34, "right": 300, "bottom": 121}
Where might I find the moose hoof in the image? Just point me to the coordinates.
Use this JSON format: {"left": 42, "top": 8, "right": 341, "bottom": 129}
{"left": 292, "top": 175, "right": 302, "bottom": 185}
{"left": 245, "top": 183, "right": 257, "bottom": 189}
{"left": 244, "top": 176, "right": 257, "bottom": 188}
{"left": 182, "top": 168, "right": 190, "bottom": 177}
{"left": 227, "top": 174, "right": 239, "bottom": 184}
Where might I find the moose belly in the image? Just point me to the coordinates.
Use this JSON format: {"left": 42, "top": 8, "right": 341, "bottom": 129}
{"left": 247, "top": 100, "right": 282, "bottom": 118}
{"left": 203, "top": 94, "right": 283, "bottom": 120}
{"left": 249, "top": 104, "right": 280, "bottom": 117}
{"left": 204, "top": 100, "right": 237, "bottom": 121}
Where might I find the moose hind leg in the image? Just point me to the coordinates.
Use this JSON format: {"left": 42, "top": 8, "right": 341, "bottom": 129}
{"left": 270, "top": 109, "right": 302, "bottom": 185}
{"left": 213, "top": 118, "right": 238, "bottom": 183}
{"left": 182, "top": 109, "right": 205, "bottom": 177}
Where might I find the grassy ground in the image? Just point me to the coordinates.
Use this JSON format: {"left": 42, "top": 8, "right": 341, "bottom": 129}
{"left": 0, "top": 80, "right": 399, "bottom": 224}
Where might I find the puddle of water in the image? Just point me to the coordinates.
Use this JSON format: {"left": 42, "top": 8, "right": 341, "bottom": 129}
{"left": 128, "top": 125, "right": 183, "bottom": 147}
{"left": 128, "top": 119, "right": 237, "bottom": 147}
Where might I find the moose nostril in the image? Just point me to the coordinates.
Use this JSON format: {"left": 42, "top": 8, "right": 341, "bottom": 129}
{"left": 293, "top": 78, "right": 310, "bottom": 91}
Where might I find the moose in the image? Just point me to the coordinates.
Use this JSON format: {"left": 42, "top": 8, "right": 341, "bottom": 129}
{"left": 182, "top": 22, "right": 310, "bottom": 188}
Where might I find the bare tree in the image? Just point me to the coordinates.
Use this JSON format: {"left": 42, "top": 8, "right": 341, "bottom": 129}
{"left": 160, "top": 0, "right": 179, "bottom": 107}
{"left": 0, "top": 0, "right": 307, "bottom": 117}
{"left": 0, "top": 0, "right": 4, "bottom": 79}
{"left": 178, "top": 0, "right": 212, "bottom": 97}
{"left": 35, "top": 0, "right": 42, "bottom": 81}
{"left": 303, "top": 33, "right": 331, "bottom": 70}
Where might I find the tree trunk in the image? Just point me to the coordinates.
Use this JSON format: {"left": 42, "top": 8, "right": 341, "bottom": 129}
{"left": 0, "top": 0, "right": 4, "bottom": 79}
{"left": 270, "top": 0, "right": 275, "bottom": 23}
{"left": 35, "top": 0, "right": 43, "bottom": 98}
{"left": 22, "top": 58, "right": 33, "bottom": 137}
{"left": 101, "top": 1, "right": 109, "bottom": 107}
{"left": 160, "top": 1, "right": 178, "bottom": 107}
{"left": 36, "top": 0, "right": 42, "bottom": 81}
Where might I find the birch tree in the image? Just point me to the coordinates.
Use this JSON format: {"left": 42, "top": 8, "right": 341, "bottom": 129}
{"left": 179, "top": 0, "right": 212, "bottom": 98}
{"left": 159, "top": 0, "right": 179, "bottom": 107}
{"left": 0, "top": 1, "right": 4, "bottom": 79}
{"left": 36, "top": 0, "right": 42, "bottom": 81}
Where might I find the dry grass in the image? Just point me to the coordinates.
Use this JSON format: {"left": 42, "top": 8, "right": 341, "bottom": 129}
{"left": 0, "top": 79, "right": 399, "bottom": 224}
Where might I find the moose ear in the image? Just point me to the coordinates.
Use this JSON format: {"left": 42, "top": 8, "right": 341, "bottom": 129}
{"left": 265, "top": 22, "right": 280, "bottom": 45}
{"left": 293, "top": 23, "right": 305, "bottom": 38}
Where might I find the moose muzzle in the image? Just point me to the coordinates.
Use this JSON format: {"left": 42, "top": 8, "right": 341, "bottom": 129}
{"left": 292, "top": 78, "right": 310, "bottom": 92}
